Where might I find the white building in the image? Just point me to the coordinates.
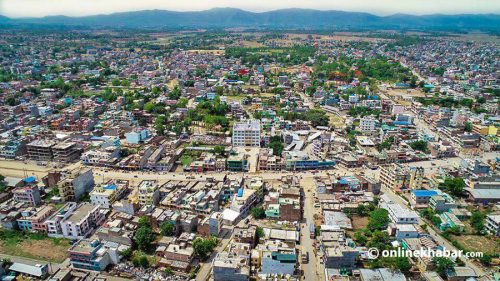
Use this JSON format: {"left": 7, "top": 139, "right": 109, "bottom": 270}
{"left": 232, "top": 120, "right": 261, "bottom": 147}
{"left": 485, "top": 214, "right": 500, "bottom": 236}
{"left": 60, "top": 203, "right": 105, "bottom": 240}
{"left": 90, "top": 180, "right": 128, "bottom": 209}
{"left": 359, "top": 116, "right": 379, "bottom": 132}
{"left": 380, "top": 197, "right": 419, "bottom": 224}
{"left": 46, "top": 202, "right": 105, "bottom": 240}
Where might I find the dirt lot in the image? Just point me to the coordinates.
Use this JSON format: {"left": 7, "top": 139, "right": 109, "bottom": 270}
{"left": 452, "top": 234, "right": 500, "bottom": 255}
{"left": 0, "top": 233, "right": 71, "bottom": 263}
{"left": 351, "top": 215, "right": 369, "bottom": 230}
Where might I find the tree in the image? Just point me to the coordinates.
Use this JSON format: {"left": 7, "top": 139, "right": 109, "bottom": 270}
{"left": 256, "top": 227, "right": 265, "bottom": 240}
{"left": 367, "top": 209, "right": 390, "bottom": 231}
{"left": 193, "top": 237, "right": 217, "bottom": 260}
{"left": 409, "top": 140, "right": 429, "bottom": 153}
{"left": 354, "top": 230, "right": 368, "bottom": 245}
{"left": 433, "top": 257, "right": 455, "bottom": 277}
{"left": 251, "top": 207, "right": 266, "bottom": 219}
{"left": 134, "top": 226, "right": 156, "bottom": 251}
{"left": 213, "top": 146, "right": 225, "bottom": 156}
{"left": 439, "top": 177, "right": 465, "bottom": 197}
{"left": 470, "top": 211, "right": 485, "bottom": 234}
{"left": 160, "top": 221, "right": 175, "bottom": 236}
{"left": 464, "top": 122, "right": 473, "bottom": 132}
{"left": 268, "top": 136, "right": 284, "bottom": 156}
{"left": 168, "top": 86, "right": 181, "bottom": 100}
{"left": 138, "top": 216, "right": 151, "bottom": 228}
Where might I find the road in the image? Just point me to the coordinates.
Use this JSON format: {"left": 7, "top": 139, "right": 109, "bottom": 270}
{"left": 300, "top": 177, "right": 324, "bottom": 281}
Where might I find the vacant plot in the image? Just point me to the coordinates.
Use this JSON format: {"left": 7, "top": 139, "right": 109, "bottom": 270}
{"left": 452, "top": 234, "right": 500, "bottom": 255}
{"left": 0, "top": 230, "right": 71, "bottom": 262}
{"left": 351, "top": 215, "right": 369, "bottom": 230}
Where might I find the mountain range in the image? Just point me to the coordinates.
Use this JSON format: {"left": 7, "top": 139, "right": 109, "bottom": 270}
{"left": 1, "top": 8, "right": 499, "bottom": 30}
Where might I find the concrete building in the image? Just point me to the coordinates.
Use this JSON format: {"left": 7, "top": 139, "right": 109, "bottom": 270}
{"left": 138, "top": 180, "right": 160, "bottom": 206}
{"left": 54, "top": 203, "right": 105, "bottom": 240}
{"left": 213, "top": 251, "right": 250, "bottom": 281}
{"left": 90, "top": 180, "right": 128, "bottom": 209}
{"left": 13, "top": 177, "right": 41, "bottom": 206}
{"left": 380, "top": 164, "right": 409, "bottom": 191}
{"left": 58, "top": 168, "right": 95, "bottom": 202}
{"left": 27, "top": 139, "right": 55, "bottom": 161}
{"left": 359, "top": 116, "right": 379, "bottom": 132}
{"left": 68, "top": 239, "right": 117, "bottom": 271}
{"left": 232, "top": 120, "right": 261, "bottom": 147}
{"left": 485, "top": 214, "right": 500, "bottom": 236}
{"left": 52, "top": 142, "right": 82, "bottom": 162}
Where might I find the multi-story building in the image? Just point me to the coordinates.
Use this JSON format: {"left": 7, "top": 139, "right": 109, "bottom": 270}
{"left": 60, "top": 203, "right": 105, "bottom": 240}
{"left": 380, "top": 198, "right": 419, "bottom": 224}
{"left": 52, "top": 142, "right": 82, "bottom": 162}
{"left": 58, "top": 168, "right": 95, "bottom": 202}
{"left": 429, "top": 194, "right": 456, "bottom": 213}
{"left": 138, "top": 180, "right": 160, "bottom": 206}
{"left": 485, "top": 214, "right": 500, "bottom": 236}
{"left": 13, "top": 177, "right": 41, "bottom": 206}
{"left": 27, "top": 139, "right": 55, "bottom": 161}
{"left": 213, "top": 251, "right": 250, "bottom": 281}
{"left": 409, "top": 167, "right": 425, "bottom": 189}
{"left": 232, "top": 120, "right": 261, "bottom": 147}
{"left": 380, "top": 163, "right": 409, "bottom": 191}
{"left": 68, "top": 239, "right": 116, "bottom": 271}
{"left": 359, "top": 116, "right": 378, "bottom": 132}
{"left": 46, "top": 202, "right": 78, "bottom": 237}
{"left": 17, "top": 205, "right": 55, "bottom": 233}
{"left": 230, "top": 187, "right": 257, "bottom": 216}
{"left": 90, "top": 180, "right": 128, "bottom": 208}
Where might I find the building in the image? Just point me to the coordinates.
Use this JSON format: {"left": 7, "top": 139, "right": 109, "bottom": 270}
{"left": 381, "top": 198, "right": 419, "bottom": 224}
{"left": 138, "top": 180, "right": 160, "bottom": 206}
{"left": 359, "top": 116, "right": 379, "bottom": 132}
{"left": 90, "top": 180, "right": 128, "bottom": 208}
{"left": 125, "top": 129, "right": 151, "bottom": 144}
{"left": 58, "top": 168, "right": 95, "bottom": 202}
{"left": 410, "top": 189, "right": 439, "bottom": 208}
{"left": 213, "top": 251, "right": 250, "bottom": 281}
{"left": 358, "top": 268, "right": 406, "bottom": 281}
{"left": 230, "top": 187, "right": 257, "bottom": 216}
{"left": 485, "top": 214, "right": 500, "bottom": 236}
{"left": 52, "top": 142, "right": 82, "bottom": 162}
{"left": 16, "top": 205, "right": 55, "bottom": 233}
{"left": 27, "top": 139, "right": 55, "bottom": 161}
{"left": 380, "top": 164, "right": 409, "bottom": 191}
{"left": 232, "top": 120, "right": 261, "bottom": 147}
{"left": 13, "top": 177, "right": 41, "bottom": 206}
{"left": 429, "top": 194, "right": 456, "bottom": 213}
{"left": 53, "top": 203, "right": 105, "bottom": 240}
{"left": 409, "top": 167, "right": 425, "bottom": 189}
{"left": 68, "top": 239, "right": 116, "bottom": 271}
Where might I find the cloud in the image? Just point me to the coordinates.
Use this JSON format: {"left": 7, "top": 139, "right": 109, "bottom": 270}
{"left": 1, "top": 0, "right": 499, "bottom": 18}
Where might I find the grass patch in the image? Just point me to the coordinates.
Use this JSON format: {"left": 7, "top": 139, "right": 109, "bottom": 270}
{"left": 0, "top": 230, "right": 71, "bottom": 263}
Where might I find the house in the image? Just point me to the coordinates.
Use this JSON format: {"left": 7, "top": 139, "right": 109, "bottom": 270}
{"left": 68, "top": 239, "right": 117, "bottom": 271}
{"left": 410, "top": 190, "right": 439, "bottom": 207}
{"left": 485, "top": 214, "right": 500, "bottom": 236}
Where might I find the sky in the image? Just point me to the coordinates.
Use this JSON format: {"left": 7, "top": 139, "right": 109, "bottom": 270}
{"left": 1, "top": 0, "right": 499, "bottom": 18}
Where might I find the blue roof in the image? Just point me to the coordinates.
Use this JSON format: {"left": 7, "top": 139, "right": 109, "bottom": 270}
{"left": 24, "top": 176, "right": 36, "bottom": 183}
{"left": 237, "top": 187, "right": 244, "bottom": 197}
{"left": 105, "top": 184, "right": 117, "bottom": 190}
{"left": 411, "top": 190, "right": 439, "bottom": 197}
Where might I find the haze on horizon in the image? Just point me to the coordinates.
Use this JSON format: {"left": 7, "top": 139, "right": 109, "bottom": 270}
{"left": 1, "top": 0, "right": 499, "bottom": 18}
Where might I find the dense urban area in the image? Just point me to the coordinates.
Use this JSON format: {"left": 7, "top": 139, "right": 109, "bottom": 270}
{"left": 0, "top": 28, "right": 499, "bottom": 281}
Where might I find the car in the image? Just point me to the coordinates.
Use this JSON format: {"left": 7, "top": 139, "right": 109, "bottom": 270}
{"left": 134, "top": 175, "right": 138, "bottom": 178}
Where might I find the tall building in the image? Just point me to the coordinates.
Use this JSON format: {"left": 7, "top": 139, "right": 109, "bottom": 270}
{"left": 27, "top": 139, "right": 55, "bottom": 161}
{"left": 232, "top": 120, "right": 261, "bottom": 147}
{"left": 359, "top": 116, "right": 379, "bottom": 132}
{"left": 138, "top": 180, "right": 160, "bottom": 206}
{"left": 13, "top": 177, "right": 41, "bottom": 206}
{"left": 58, "top": 168, "right": 95, "bottom": 202}
{"left": 409, "top": 167, "right": 425, "bottom": 189}
{"left": 380, "top": 164, "right": 409, "bottom": 191}
{"left": 52, "top": 142, "right": 82, "bottom": 162}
